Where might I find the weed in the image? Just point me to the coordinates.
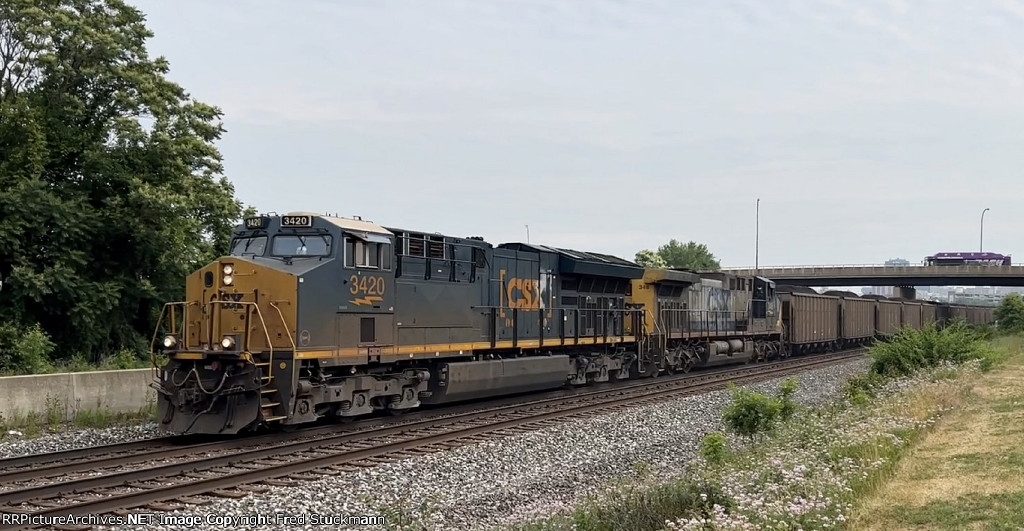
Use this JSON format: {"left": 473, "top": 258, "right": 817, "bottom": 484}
{"left": 518, "top": 479, "right": 731, "bottom": 531}
{"left": 699, "top": 432, "right": 729, "bottom": 466}
{"left": 778, "top": 377, "right": 798, "bottom": 420}
{"left": 43, "top": 394, "right": 63, "bottom": 430}
{"left": 722, "top": 379, "right": 801, "bottom": 440}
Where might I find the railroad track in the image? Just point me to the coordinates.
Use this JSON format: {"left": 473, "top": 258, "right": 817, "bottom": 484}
{"left": 0, "top": 348, "right": 857, "bottom": 480}
{"left": 0, "top": 350, "right": 865, "bottom": 530}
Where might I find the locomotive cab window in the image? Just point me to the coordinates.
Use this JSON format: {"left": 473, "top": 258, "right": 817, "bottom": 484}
{"left": 344, "top": 234, "right": 392, "bottom": 270}
{"left": 271, "top": 235, "right": 332, "bottom": 256}
{"left": 230, "top": 236, "right": 267, "bottom": 256}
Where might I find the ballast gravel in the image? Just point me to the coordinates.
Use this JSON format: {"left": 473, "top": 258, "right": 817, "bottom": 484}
{"left": 89, "top": 357, "right": 870, "bottom": 531}
{"left": 0, "top": 423, "right": 160, "bottom": 460}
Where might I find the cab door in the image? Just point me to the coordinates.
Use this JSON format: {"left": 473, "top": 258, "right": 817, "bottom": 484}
{"left": 339, "top": 231, "right": 396, "bottom": 361}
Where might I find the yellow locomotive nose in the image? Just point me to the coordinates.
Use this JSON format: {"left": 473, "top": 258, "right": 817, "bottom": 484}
{"left": 152, "top": 256, "right": 299, "bottom": 434}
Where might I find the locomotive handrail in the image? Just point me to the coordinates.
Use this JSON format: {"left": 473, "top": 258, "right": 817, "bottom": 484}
{"left": 656, "top": 309, "right": 750, "bottom": 338}
{"left": 472, "top": 305, "right": 645, "bottom": 348}
{"left": 149, "top": 301, "right": 195, "bottom": 379}
{"left": 152, "top": 299, "right": 282, "bottom": 387}
{"left": 269, "top": 301, "right": 298, "bottom": 390}
{"left": 205, "top": 300, "right": 278, "bottom": 386}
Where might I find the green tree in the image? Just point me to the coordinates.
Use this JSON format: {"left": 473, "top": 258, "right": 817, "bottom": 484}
{"left": 0, "top": 0, "right": 246, "bottom": 364}
{"left": 633, "top": 249, "right": 667, "bottom": 268}
{"left": 995, "top": 293, "right": 1024, "bottom": 333}
{"left": 635, "top": 239, "right": 720, "bottom": 270}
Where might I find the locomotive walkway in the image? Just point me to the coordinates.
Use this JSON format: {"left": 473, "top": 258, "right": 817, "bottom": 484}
{"left": 722, "top": 264, "right": 1024, "bottom": 287}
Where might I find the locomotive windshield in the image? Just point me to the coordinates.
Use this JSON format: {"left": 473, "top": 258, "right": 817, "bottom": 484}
{"left": 230, "top": 236, "right": 267, "bottom": 256}
{"left": 271, "top": 235, "right": 333, "bottom": 256}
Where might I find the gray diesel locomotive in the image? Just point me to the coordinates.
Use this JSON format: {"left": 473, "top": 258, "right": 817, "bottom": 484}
{"left": 150, "top": 213, "right": 992, "bottom": 435}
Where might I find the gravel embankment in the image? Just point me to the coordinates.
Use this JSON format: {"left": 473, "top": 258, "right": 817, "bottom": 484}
{"left": 92, "top": 357, "right": 869, "bottom": 531}
{"left": 0, "top": 423, "right": 160, "bottom": 460}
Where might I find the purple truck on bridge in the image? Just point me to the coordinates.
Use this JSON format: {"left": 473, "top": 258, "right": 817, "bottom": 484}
{"left": 924, "top": 252, "right": 1011, "bottom": 266}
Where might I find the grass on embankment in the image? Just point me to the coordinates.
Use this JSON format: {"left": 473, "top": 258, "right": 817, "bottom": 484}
{"left": 851, "top": 334, "right": 1024, "bottom": 531}
{"left": 0, "top": 396, "right": 157, "bottom": 440}
{"left": 513, "top": 325, "right": 1020, "bottom": 531}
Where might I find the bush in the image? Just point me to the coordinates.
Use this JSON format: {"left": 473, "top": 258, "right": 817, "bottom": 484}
{"left": 995, "top": 294, "right": 1024, "bottom": 334}
{"left": 100, "top": 348, "right": 145, "bottom": 370}
{"left": 0, "top": 322, "right": 57, "bottom": 375}
{"left": 723, "top": 379, "right": 801, "bottom": 440}
{"left": 700, "top": 432, "right": 729, "bottom": 466}
{"left": 843, "top": 371, "right": 885, "bottom": 406}
{"left": 778, "top": 377, "right": 798, "bottom": 420}
{"left": 546, "top": 478, "right": 733, "bottom": 531}
{"left": 869, "top": 322, "right": 989, "bottom": 378}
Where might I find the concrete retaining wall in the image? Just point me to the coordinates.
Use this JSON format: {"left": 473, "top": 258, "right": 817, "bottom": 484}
{"left": 0, "top": 368, "right": 155, "bottom": 421}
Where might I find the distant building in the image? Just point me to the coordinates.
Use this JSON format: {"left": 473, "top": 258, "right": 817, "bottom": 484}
{"left": 866, "top": 259, "right": 909, "bottom": 297}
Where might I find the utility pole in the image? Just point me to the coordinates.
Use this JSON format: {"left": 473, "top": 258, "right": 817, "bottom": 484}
{"left": 525, "top": 225, "right": 530, "bottom": 244}
{"left": 980, "top": 208, "right": 989, "bottom": 252}
{"left": 755, "top": 198, "right": 760, "bottom": 272}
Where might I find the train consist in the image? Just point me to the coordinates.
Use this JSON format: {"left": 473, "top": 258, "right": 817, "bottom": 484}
{"left": 776, "top": 286, "right": 994, "bottom": 355}
{"left": 150, "top": 213, "right": 997, "bottom": 435}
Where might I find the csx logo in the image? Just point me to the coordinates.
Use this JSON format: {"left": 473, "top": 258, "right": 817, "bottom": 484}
{"left": 500, "top": 269, "right": 541, "bottom": 313}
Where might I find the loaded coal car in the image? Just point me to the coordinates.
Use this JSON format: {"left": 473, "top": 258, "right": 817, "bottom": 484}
{"left": 822, "top": 291, "right": 875, "bottom": 348}
{"left": 150, "top": 213, "right": 650, "bottom": 435}
{"left": 946, "top": 303, "right": 969, "bottom": 324}
{"left": 934, "top": 302, "right": 954, "bottom": 326}
{"left": 776, "top": 286, "right": 840, "bottom": 354}
{"left": 626, "top": 270, "right": 783, "bottom": 372}
{"left": 861, "top": 295, "right": 902, "bottom": 337}
{"left": 899, "top": 300, "right": 924, "bottom": 330}
{"left": 921, "top": 301, "right": 938, "bottom": 327}
{"left": 965, "top": 306, "right": 994, "bottom": 326}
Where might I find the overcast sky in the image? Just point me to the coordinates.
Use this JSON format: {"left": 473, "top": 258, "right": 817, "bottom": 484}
{"left": 132, "top": 0, "right": 1024, "bottom": 267}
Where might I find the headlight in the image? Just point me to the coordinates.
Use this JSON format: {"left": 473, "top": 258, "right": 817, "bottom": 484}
{"left": 223, "top": 274, "right": 233, "bottom": 285}
{"left": 223, "top": 265, "right": 234, "bottom": 275}
{"left": 162, "top": 335, "right": 177, "bottom": 348}
{"left": 221, "top": 336, "right": 236, "bottom": 350}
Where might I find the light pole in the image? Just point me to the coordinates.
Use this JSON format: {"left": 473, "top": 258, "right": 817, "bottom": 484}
{"left": 980, "top": 208, "right": 989, "bottom": 252}
{"left": 755, "top": 198, "right": 760, "bottom": 272}
{"left": 525, "top": 224, "right": 530, "bottom": 244}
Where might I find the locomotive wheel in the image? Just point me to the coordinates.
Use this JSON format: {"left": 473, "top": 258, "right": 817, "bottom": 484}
{"left": 646, "top": 351, "right": 662, "bottom": 378}
{"left": 629, "top": 352, "right": 660, "bottom": 379}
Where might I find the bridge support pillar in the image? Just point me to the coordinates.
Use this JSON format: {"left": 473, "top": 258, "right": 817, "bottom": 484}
{"left": 895, "top": 286, "right": 916, "bottom": 300}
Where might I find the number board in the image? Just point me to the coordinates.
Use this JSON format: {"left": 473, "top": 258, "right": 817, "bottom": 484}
{"left": 281, "top": 215, "right": 313, "bottom": 228}
{"left": 243, "top": 216, "right": 269, "bottom": 230}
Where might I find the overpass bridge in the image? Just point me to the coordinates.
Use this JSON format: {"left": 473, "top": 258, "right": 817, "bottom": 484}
{"left": 721, "top": 264, "right": 1024, "bottom": 299}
